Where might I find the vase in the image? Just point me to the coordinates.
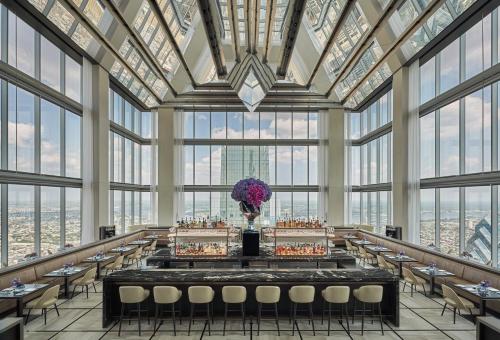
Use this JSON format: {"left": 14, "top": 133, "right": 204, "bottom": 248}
{"left": 240, "top": 201, "right": 260, "bottom": 231}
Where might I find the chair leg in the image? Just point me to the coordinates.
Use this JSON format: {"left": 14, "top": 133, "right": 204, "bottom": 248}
{"left": 291, "top": 303, "right": 297, "bottom": 336}
{"left": 453, "top": 307, "right": 456, "bottom": 324}
{"left": 361, "top": 302, "right": 365, "bottom": 336}
{"left": 171, "top": 303, "right": 176, "bottom": 336}
{"left": 441, "top": 302, "right": 447, "bottom": 316}
{"left": 153, "top": 304, "right": 158, "bottom": 335}
{"left": 327, "top": 302, "right": 331, "bottom": 336}
{"left": 309, "top": 303, "right": 315, "bottom": 336}
{"left": 274, "top": 303, "right": 280, "bottom": 336}
{"left": 118, "top": 304, "right": 124, "bottom": 336}
{"left": 422, "top": 284, "right": 427, "bottom": 296}
{"left": 402, "top": 281, "right": 406, "bottom": 292}
{"left": 54, "top": 304, "right": 60, "bottom": 316}
{"left": 138, "top": 303, "right": 141, "bottom": 336}
{"left": 86, "top": 285, "right": 89, "bottom": 299}
{"left": 344, "top": 304, "right": 350, "bottom": 334}
{"left": 257, "top": 302, "right": 261, "bottom": 335}
{"left": 188, "top": 304, "right": 194, "bottom": 335}
{"left": 378, "top": 303, "right": 384, "bottom": 335}
{"left": 25, "top": 308, "right": 31, "bottom": 325}
{"left": 93, "top": 282, "right": 97, "bottom": 293}
{"left": 241, "top": 302, "right": 246, "bottom": 335}
{"left": 206, "top": 303, "right": 211, "bottom": 336}
{"left": 71, "top": 285, "right": 77, "bottom": 299}
{"left": 223, "top": 303, "right": 227, "bottom": 336}
{"left": 43, "top": 308, "right": 47, "bottom": 325}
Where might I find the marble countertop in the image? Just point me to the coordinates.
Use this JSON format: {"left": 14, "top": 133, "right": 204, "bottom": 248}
{"left": 105, "top": 268, "right": 397, "bottom": 283}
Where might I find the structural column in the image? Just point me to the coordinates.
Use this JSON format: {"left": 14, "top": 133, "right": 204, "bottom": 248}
{"left": 157, "top": 107, "right": 176, "bottom": 225}
{"left": 327, "top": 108, "right": 345, "bottom": 226}
{"left": 82, "top": 61, "right": 109, "bottom": 243}
{"left": 392, "top": 66, "right": 410, "bottom": 240}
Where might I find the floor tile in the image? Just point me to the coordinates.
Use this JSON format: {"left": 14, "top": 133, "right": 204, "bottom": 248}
{"left": 412, "top": 308, "right": 475, "bottom": 330}
{"left": 100, "top": 331, "right": 154, "bottom": 339}
{"left": 396, "top": 330, "right": 450, "bottom": 339}
{"left": 443, "top": 330, "right": 476, "bottom": 340}
{"left": 51, "top": 331, "right": 106, "bottom": 340}
{"left": 24, "top": 331, "right": 57, "bottom": 340}
{"left": 388, "top": 308, "right": 436, "bottom": 331}
{"left": 400, "top": 292, "right": 444, "bottom": 309}
{"left": 65, "top": 308, "right": 113, "bottom": 331}
{"left": 25, "top": 308, "right": 91, "bottom": 332}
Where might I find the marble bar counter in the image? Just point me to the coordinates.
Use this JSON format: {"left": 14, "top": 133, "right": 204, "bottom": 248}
{"left": 102, "top": 268, "right": 399, "bottom": 327}
{"left": 146, "top": 246, "right": 357, "bottom": 269}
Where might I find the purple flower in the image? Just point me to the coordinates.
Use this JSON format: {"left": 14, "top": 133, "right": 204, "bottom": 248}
{"left": 231, "top": 178, "right": 272, "bottom": 208}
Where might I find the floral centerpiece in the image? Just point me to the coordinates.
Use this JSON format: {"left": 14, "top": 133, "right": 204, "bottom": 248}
{"left": 11, "top": 278, "right": 24, "bottom": 289}
{"left": 231, "top": 178, "right": 272, "bottom": 231}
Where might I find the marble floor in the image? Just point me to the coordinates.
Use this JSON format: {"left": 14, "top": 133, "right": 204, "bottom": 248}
{"left": 18, "top": 266, "right": 478, "bottom": 340}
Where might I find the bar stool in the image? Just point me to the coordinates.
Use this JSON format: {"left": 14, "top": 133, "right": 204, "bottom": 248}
{"left": 289, "top": 285, "right": 315, "bottom": 336}
{"left": 153, "top": 286, "right": 182, "bottom": 336}
{"left": 352, "top": 285, "right": 384, "bottom": 335}
{"left": 222, "top": 286, "right": 247, "bottom": 335}
{"left": 255, "top": 286, "right": 280, "bottom": 335}
{"left": 118, "top": 286, "right": 150, "bottom": 336}
{"left": 321, "top": 286, "right": 350, "bottom": 335}
{"left": 187, "top": 286, "right": 214, "bottom": 336}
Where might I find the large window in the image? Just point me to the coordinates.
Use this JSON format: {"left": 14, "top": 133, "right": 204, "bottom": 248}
{"left": 182, "top": 110, "right": 322, "bottom": 225}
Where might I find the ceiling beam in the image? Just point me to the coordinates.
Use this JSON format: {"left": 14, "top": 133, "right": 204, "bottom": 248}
{"left": 147, "top": 0, "right": 198, "bottom": 86}
{"left": 276, "top": 0, "right": 307, "bottom": 78}
{"left": 102, "top": 0, "right": 178, "bottom": 96}
{"left": 340, "top": 0, "right": 445, "bottom": 101}
{"left": 324, "top": 0, "right": 401, "bottom": 97}
{"left": 64, "top": 0, "right": 164, "bottom": 103}
{"left": 263, "top": 0, "right": 275, "bottom": 63}
{"left": 305, "top": 0, "right": 354, "bottom": 88}
{"left": 197, "top": 0, "right": 227, "bottom": 77}
{"left": 229, "top": 0, "right": 241, "bottom": 62}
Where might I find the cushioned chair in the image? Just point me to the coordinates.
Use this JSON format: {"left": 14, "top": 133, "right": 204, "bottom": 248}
{"left": 376, "top": 255, "right": 397, "bottom": 274}
{"left": 127, "top": 248, "right": 143, "bottom": 267}
{"left": 289, "top": 285, "right": 315, "bottom": 336}
{"left": 118, "top": 286, "right": 150, "bottom": 336}
{"left": 441, "top": 284, "right": 475, "bottom": 323}
{"left": 222, "top": 286, "right": 247, "bottom": 335}
{"left": 188, "top": 286, "right": 214, "bottom": 336}
{"left": 345, "top": 240, "right": 358, "bottom": 255}
{"left": 353, "top": 285, "right": 384, "bottom": 335}
{"left": 144, "top": 240, "right": 157, "bottom": 255}
{"left": 153, "top": 286, "right": 182, "bottom": 336}
{"left": 25, "top": 285, "right": 60, "bottom": 325}
{"left": 402, "top": 267, "right": 427, "bottom": 296}
{"left": 322, "top": 286, "right": 350, "bottom": 335}
{"left": 71, "top": 267, "right": 97, "bottom": 298}
{"left": 255, "top": 286, "right": 280, "bottom": 335}
{"left": 359, "top": 247, "right": 375, "bottom": 265}
{"left": 104, "top": 255, "right": 124, "bottom": 275}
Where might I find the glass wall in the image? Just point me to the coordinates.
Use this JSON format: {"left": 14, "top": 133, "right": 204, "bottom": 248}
{"left": 182, "top": 110, "right": 322, "bottom": 226}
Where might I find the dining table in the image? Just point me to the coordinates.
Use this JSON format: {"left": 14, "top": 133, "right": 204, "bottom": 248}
{"left": 0, "top": 284, "right": 49, "bottom": 317}
{"left": 351, "top": 239, "right": 374, "bottom": 247}
{"left": 365, "top": 245, "right": 392, "bottom": 256}
{"left": 411, "top": 266, "right": 455, "bottom": 296}
{"left": 453, "top": 284, "right": 500, "bottom": 316}
{"left": 109, "top": 245, "right": 137, "bottom": 257}
{"left": 43, "top": 266, "right": 88, "bottom": 299}
{"left": 128, "top": 240, "right": 151, "bottom": 246}
{"left": 384, "top": 254, "right": 418, "bottom": 278}
{"left": 82, "top": 255, "right": 116, "bottom": 279}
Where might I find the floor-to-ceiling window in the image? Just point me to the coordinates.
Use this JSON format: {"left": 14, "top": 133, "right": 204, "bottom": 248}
{"left": 419, "top": 7, "right": 500, "bottom": 267}
{"left": 182, "top": 110, "right": 323, "bottom": 226}
{"left": 108, "top": 89, "right": 155, "bottom": 233}
{"left": 0, "top": 4, "right": 82, "bottom": 267}
{"left": 348, "top": 89, "right": 392, "bottom": 232}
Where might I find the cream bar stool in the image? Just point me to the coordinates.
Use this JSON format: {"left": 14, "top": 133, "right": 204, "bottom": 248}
{"left": 352, "top": 285, "right": 384, "bottom": 335}
{"left": 104, "top": 255, "right": 124, "bottom": 275}
{"left": 441, "top": 284, "right": 474, "bottom": 323}
{"left": 289, "top": 285, "right": 316, "bottom": 336}
{"left": 402, "top": 267, "right": 427, "bottom": 296}
{"left": 187, "top": 286, "right": 214, "bottom": 336}
{"left": 153, "top": 286, "right": 182, "bottom": 336}
{"left": 256, "top": 286, "right": 280, "bottom": 335}
{"left": 71, "top": 267, "right": 97, "bottom": 299}
{"left": 322, "top": 286, "right": 350, "bottom": 335}
{"left": 376, "top": 255, "right": 397, "bottom": 274}
{"left": 222, "top": 286, "right": 247, "bottom": 335}
{"left": 118, "top": 286, "right": 150, "bottom": 336}
{"left": 25, "top": 285, "right": 60, "bottom": 325}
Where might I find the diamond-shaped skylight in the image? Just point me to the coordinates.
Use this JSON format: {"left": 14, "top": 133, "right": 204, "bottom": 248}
{"left": 238, "top": 70, "right": 266, "bottom": 112}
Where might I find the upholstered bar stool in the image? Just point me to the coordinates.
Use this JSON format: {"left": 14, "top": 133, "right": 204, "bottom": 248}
{"left": 222, "top": 286, "right": 247, "bottom": 335}
{"left": 152, "top": 286, "right": 182, "bottom": 336}
{"left": 289, "top": 285, "right": 316, "bottom": 336}
{"left": 118, "top": 286, "right": 150, "bottom": 336}
{"left": 255, "top": 286, "right": 281, "bottom": 335}
{"left": 322, "top": 286, "right": 350, "bottom": 335}
{"left": 352, "top": 285, "right": 384, "bottom": 335}
{"left": 71, "top": 267, "right": 97, "bottom": 298}
{"left": 187, "top": 286, "right": 214, "bottom": 336}
{"left": 25, "top": 285, "right": 60, "bottom": 325}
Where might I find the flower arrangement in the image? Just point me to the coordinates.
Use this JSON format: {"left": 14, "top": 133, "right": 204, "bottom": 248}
{"left": 96, "top": 251, "right": 104, "bottom": 258}
{"left": 11, "top": 278, "right": 24, "bottom": 288}
{"left": 398, "top": 250, "right": 405, "bottom": 257}
{"left": 429, "top": 262, "right": 437, "bottom": 272}
{"left": 231, "top": 178, "right": 272, "bottom": 230}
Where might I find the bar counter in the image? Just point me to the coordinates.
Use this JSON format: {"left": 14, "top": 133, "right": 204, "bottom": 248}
{"left": 102, "top": 267, "right": 399, "bottom": 327}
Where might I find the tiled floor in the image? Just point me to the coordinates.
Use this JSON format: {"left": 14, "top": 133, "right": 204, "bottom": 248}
{"left": 19, "top": 266, "right": 478, "bottom": 340}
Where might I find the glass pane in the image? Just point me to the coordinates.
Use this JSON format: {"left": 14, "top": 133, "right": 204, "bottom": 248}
{"left": 465, "top": 89, "right": 491, "bottom": 174}
{"left": 244, "top": 112, "right": 259, "bottom": 138}
{"left": 194, "top": 112, "right": 210, "bottom": 138}
{"left": 369, "top": 140, "right": 377, "bottom": 184}
{"left": 142, "top": 145, "right": 151, "bottom": 185}
{"left": 309, "top": 112, "right": 319, "bottom": 139}
{"left": 16, "top": 17, "right": 35, "bottom": 77}
{"left": 41, "top": 186, "right": 60, "bottom": 256}
{"left": 243, "top": 145, "right": 259, "bottom": 178}
{"left": 309, "top": 192, "right": 318, "bottom": 220}
{"left": 440, "top": 187, "right": 459, "bottom": 256}
{"left": 309, "top": 146, "right": 318, "bottom": 185}
{"left": 276, "top": 146, "right": 291, "bottom": 185}
{"left": 439, "top": 39, "right": 459, "bottom": 94}
{"left": 380, "top": 135, "right": 388, "bottom": 183}
{"left": 260, "top": 145, "right": 275, "bottom": 185}
{"left": 211, "top": 145, "right": 225, "bottom": 185}
{"left": 142, "top": 111, "right": 152, "bottom": 138}
{"left": 10, "top": 87, "right": 35, "bottom": 173}
{"left": 194, "top": 145, "right": 210, "bottom": 185}
{"left": 124, "top": 191, "right": 133, "bottom": 232}
{"left": 351, "top": 146, "right": 360, "bottom": 186}
{"left": 184, "top": 145, "right": 193, "bottom": 185}
{"left": 276, "top": 112, "right": 292, "bottom": 139}
{"left": 420, "top": 57, "right": 435, "bottom": 104}
{"left": 66, "top": 111, "right": 81, "bottom": 178}
{"left": 351, "top": 192, "right": 360, "bottom": 224}
{"left": 141, "top": 192, "right": 152, "bottom": 224}
{"left": 227, "top": 112, "right": 243, "bottom": 138}
{"left": 465, "top": 20, "right": 484, "bottom": 80}
{"left": 41, "top": 100, "right": 61, "bottom": 175}
{"left": 420, "top": 188, "right": 435, "bottom": 246}
{"left": 124, "top": 102, "right": 132, "bottom": 131}
{"left": 292, "top": 146, "right": 307, "bottom": 185}
{"left": 439, "top": 101, "right": 459, "bottom": 176}
{"left": 276, "top": 192, "right": 292, "bottom": 219}
{"left": 420, "top": 112, "right": 435, "bottom": 178}
{"left": 113, "top": 134, "right": 122, "bottom": 182}
{"left": 124, "top": 139, "right": 132, "bottom": 183}
{"left": 194, "top": 192, "right": 210, "bottom": 218}
{"left": 260, "top": 112, "right": 275, "bottom": 138}
{"left": 293, "top": 112, "right": 308, "bottom": 139}
{"left": 66, "top": 187, "right": 81, "bottom": 246}
{"left": 211, "top": 111, "right": 226, "bottom": 138}
{"left": 293, "top": 192, "right": 308, "bottom": 219}
{"left": 41, "top": 37, "right": 61, "bottom": 91}
{"left": 225, "top": 145, "right": 243, "bottom": 186}
{"left": 380, "top": 191, "right": 389, "bottom": 228}
{"left": 465, "top": 186, "right": 491, "bottom": 264}
{"left": 65, "top": 55, "right": 81, "bottom": 103}
{"left": 350, "top": 112, "right": 360, "bottom": 139}
{"left": 113, "top": 191, "right": 122, "bottom": 234}
{"left": 8, "top": 185, "right": 35, "bottom": 265}
{"left": 184, "top": 111, "right": 193, "bottom": 138}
